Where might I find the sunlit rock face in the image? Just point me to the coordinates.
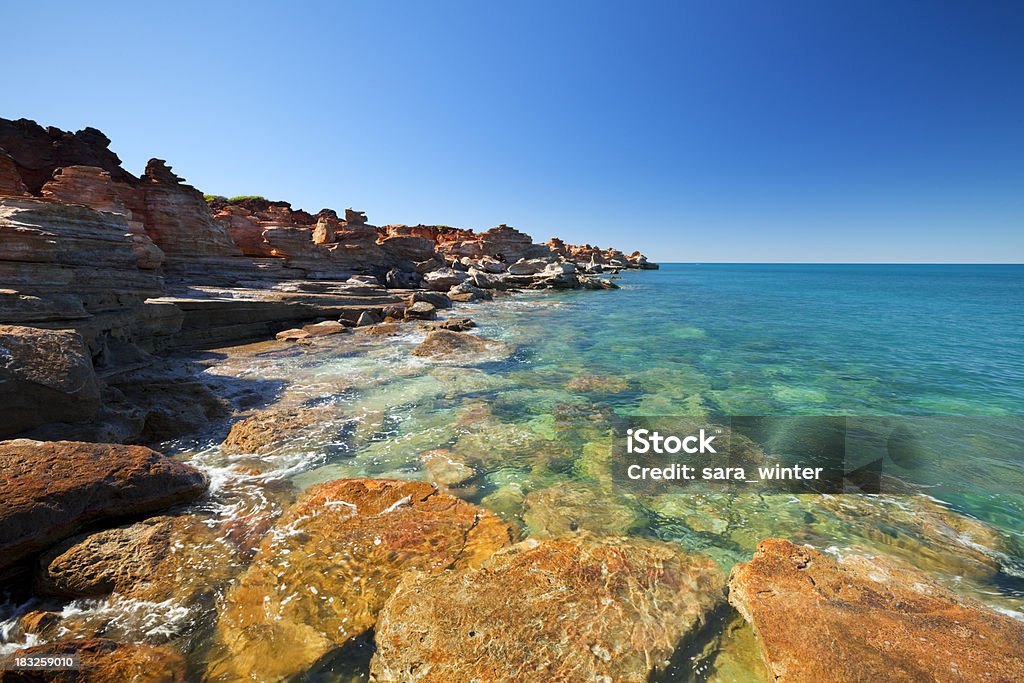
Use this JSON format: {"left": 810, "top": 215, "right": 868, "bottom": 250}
{"left": 371, "top": 535, "right": 726, "bottom": 683}
{"left": 139, "top": 159, "right": 241, "bottom": 258}
{"left": 207, "top": 478, "right": 513, "bottom": 682}
{"left": 729, "top": 538, "right": 1024, "bottom": 683}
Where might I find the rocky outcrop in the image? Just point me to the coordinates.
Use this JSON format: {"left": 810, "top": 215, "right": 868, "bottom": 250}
{"left": 0, "top": 325, "right": 101, "bottom": 437}
{"left": 0, "top": 439, "right": 208, "bottom": 576}
{"left": 138, "top": 159, "right": 241, "bottom": 259}
{"left": 371, "top": 536, "right": 725, "bottom": 683}
{"left": 208, "top": 479, "right": 512, "bottom": 682}
{"left": 0, "top": 118, "right": 135, "bottom": 193}
{"left": 0, "top": 197, "right": 172, "bottom": 363}
{"left": 547, "top": 237, "right": 657, "bottom": 270}
{"left": 0, "top": 151, "right": 30, "bottom": 196}
{"left": 444, "top": 224, "right": 552, "bottom": 262}
{"left": 1, "top": 638, "right": 188, "bottom": 683}
{"left": 728, "top": 538, "right": 1024, "bottom": 682}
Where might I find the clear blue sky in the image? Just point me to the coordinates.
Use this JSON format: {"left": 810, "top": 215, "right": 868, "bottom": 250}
{"left": 3, "top": 1, "right": 1022, "bottom": 262}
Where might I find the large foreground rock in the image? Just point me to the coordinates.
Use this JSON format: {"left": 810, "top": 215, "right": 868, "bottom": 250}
{"left": 208, "top": 479, "right": 513, "bottom": 682}
{"left": 728, "top": 538, "right": 1024, "bottom": 682}
{"left": 0, "top": 638, "right": 187, "bottom": 682}
{"left": 371, "top": 536, "right": 725, "bottom": 682}
{"left": 35, "top": 513, "right": 233, "bottom": 604}
{"left": 0, "top": 440, "right": 208, "bottom": 576}
{"left": 0, "top": 325, "right": 101, "bottom": 437}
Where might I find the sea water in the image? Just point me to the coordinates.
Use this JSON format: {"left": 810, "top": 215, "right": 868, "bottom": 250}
{"left": 3, "top": 264, "right": 1023, "bottom": 679}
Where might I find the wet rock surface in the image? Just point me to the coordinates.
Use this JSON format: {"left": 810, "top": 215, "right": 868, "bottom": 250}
{"left": 0, "top": 638, "right": 188, "bottom": 683}
{"left": 411, "top": 330, "right": 514, "bottom": 362}
{"left": 728, "top": 538, "right": 1024, "bottom": 683}
{"left": 371, "top": 536, "right": 725, "bottom": 683}
{"left": 220, "top": 406, "right": 324, "bottom": 455}
{"left": 0, "top": 440, "right": 208, "bottom": 576}
{"left": 207, "top": 478, "right": 513, "bottom": 682}
{"left": 35, "top": 513, "right": 234, "bottom": 604}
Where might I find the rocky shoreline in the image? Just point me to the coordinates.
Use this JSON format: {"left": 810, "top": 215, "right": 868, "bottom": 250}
{"left": 0, "top": 117, "right": 654, "bottom": 445}
{"left": 2, "top": 118, "right": 1023, "bottom": 682}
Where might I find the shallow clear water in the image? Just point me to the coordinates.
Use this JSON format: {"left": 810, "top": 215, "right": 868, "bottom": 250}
{"left": 4, "top": 264, "right": 1023, "bottom": 680}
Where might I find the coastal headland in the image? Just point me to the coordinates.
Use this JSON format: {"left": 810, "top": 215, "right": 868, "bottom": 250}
{"left": 2, "top": 118, "right": 1023, "bottom": 682}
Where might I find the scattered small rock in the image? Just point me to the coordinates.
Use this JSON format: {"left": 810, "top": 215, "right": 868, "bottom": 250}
{"left": 404, "top": 301, "right": 437, "bottom": 320}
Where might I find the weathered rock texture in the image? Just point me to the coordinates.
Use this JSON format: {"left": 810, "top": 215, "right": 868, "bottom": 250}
{"left": 35, "top": 514, "right": 233, "bottom": 605}
{"left": 220, "top": 406, "right": 322, "bottom": 454}
{"left": 411, "top": 330, "right": 514, "bottom": 362}
{"left": 0, "top": 638, "right": 187, "bottom": 683}
{"left": 0, "top": 439, "right": 208, "bottom": 576}
{"left": 208, "top": 479, "right": 513, "bottom": 682}
{"left": 0, "top": 325, "right": 101, "bottom": 437}
{"left": 0, "top": 118, "right": 134, "bottom": 193}
{"left": 371, "top": 536, "right": 725, "bottom": 682}
{"left": 728, "top": 538, "right": 1024, "bottom": 682}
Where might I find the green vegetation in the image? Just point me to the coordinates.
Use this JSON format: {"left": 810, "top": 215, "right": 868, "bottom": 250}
{"left": 228, "top": 195, "right": 267, "bottom": 202}
{"left": 202, "top": 194, "right": 224, "bottom": 202}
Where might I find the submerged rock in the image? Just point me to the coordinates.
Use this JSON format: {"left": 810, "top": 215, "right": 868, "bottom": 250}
{"left": 819, "top": 493, "right": 1012, "bottom": 580}
{"left": 523, "top": 481, "right": 647, "bottom": 537}
{"left": 419, "top": 448, "right": 476, "bottom": 486}
{"left": 0, "top": 325, "right": 101, "bottom": 437}
{"left": 411, "top": 330, "right": 514, "bottom": 362}
{"left": 565, "top": 373, "right": 631, "bottom": 394}
{"left": 729, "top": 538, "right": 1024, "bottom": 682}
{"left": 207, "top": 479, "right": 513, "bottom": 682}
{"left": 220, "top": 406, "right": 322, "bottom": 455}
{"left": 371, "top": 536, "right": 725, "bottom": 683}
{"left": 0, "top": 439, "right": 208, "bottom": 576}
{"left": 1, "top": 638, "right": 188, "bottom": 683}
